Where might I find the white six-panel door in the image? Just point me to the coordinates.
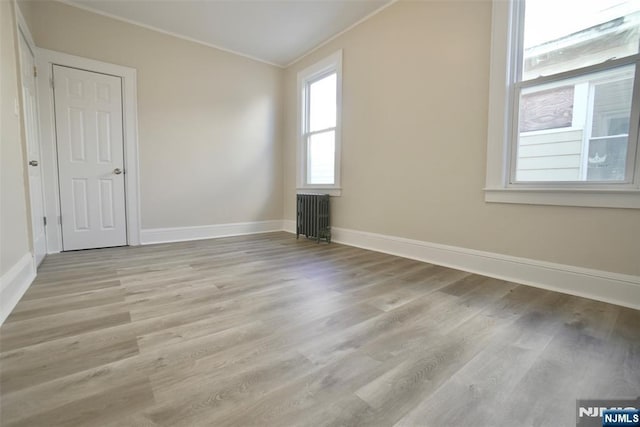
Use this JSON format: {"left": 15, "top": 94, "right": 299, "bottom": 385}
{"left": 19, "top": 31, "right": 47, "bottom": 265}
{"left": 53, "top": 65, "right": 127, "bottom": 250}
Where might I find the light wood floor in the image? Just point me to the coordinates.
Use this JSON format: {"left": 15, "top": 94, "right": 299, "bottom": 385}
{"left": 0, "top": 232, "right": 638, "bottom": 426}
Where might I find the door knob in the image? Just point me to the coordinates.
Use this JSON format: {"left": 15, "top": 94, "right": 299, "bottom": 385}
{"left": 29, "top": 160, "right": 38, "bottom": 167}
{"left": 114, "top": 168, "right": 123, "bottom": 175}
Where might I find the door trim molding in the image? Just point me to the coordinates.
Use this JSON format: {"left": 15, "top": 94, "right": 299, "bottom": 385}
{"left": 36, "top": 49, "right": 141, "bottom": 252}
{"left": 15, "top": 4, "right": 46, "bottom": 265}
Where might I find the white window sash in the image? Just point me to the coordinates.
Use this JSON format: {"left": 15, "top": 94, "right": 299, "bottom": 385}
{"left": 305, "top": 126, "right": 337, "bottom": 138}
{"left": 509, "top": 57, "right": 640, "bottom": 186}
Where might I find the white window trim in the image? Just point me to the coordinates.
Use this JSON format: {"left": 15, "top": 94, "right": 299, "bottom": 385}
{"left": 485, "top": 0, "right": 640, "bottom": 209}
{"left": 297, "top": 50, "right": 343, "bottom": 197}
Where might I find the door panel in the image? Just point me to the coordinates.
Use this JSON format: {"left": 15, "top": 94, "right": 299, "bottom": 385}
{"left": 98, "top": 179, "right": 116, "bottom": 229}
{"left": 53, "top": 65, "right": 127, "bottom": 250}
{"left": 19, "top": 32, "right": 47, "bottom": 266}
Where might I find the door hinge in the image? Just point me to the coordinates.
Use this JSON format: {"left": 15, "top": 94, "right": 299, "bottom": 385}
{"left": 43, "top": 216, "right": 47, "bottom": 226}
{"left": 33, "top": 66, "right": 37, "bottom": 78}
{"left": 58, "top": 216, "right": 62, "bottom": 225}
{"left": 50, "top": 77, "right": 54, "bottom": 89}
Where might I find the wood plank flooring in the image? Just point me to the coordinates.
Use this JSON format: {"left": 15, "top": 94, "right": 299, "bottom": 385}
{"left": 1, "top": 232, "right": 638, "bottom": 426}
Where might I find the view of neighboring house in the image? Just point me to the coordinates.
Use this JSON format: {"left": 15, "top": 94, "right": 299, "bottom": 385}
{"left": 515, "top": 9, "right": 639, "bottom": 182}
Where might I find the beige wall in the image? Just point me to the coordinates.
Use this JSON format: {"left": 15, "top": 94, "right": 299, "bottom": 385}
{"left": 27, "top": 0, "right": 284, "bottom": 229}
{"left": 10, "top": 0, "right": 639, "bottom": 277}
{"left": 284, "top": 1, "right": 640, "bottom": 276}
{"left": 1, "top": 0, "right": 32, "bottom": 275}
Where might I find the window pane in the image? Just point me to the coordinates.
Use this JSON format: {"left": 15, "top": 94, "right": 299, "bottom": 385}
{"left": 523, "top": 0, "right": 640, "bottom": 80}
{"left": 308, "top": 130, "right": 335, "bottom": 185}
{"left": 515, "top": 65, "right": 635, "bottom": 182}
{"left": 591, "top": 78, "right": 633, "bottom": 137}
{"left": 309, "top": 73, "right": 336, "bottom": 132}
{"left": 586, "top": 76, "right": 634, "bottom": 181}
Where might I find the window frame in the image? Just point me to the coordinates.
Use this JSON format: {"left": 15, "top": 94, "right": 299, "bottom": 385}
{"left": 297, "top": 50, "right": 343, "bottom": 196}
{"left": 485, "top": 0, "right": 640, "bottom": 209}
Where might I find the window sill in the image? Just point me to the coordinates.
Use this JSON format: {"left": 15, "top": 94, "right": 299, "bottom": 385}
{"left": 484, "top": 187, "right": 640, "bottom": 209}
{"left": 297, "top": 187, "right": 341, "bottom": 197}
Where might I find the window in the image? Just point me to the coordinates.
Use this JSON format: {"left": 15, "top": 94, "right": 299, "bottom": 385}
{"left": 486, "top": 0, "right": 640, "bottom": 208}
{"left": 297, "top": 50, "right": 342, "bottom": 195}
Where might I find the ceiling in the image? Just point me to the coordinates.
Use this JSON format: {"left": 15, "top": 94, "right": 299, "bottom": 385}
{"left": 65, "top": 0, "right": 393, "bottom": 67}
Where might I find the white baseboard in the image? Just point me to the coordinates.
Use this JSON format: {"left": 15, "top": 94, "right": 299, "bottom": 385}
{"left": 140, "top": 220, "right": 285, "bottom": 245}
{"left": 0, "top": 253, "right": 36, "bottom": 326}
{"left": 282, "top": 220, "right": 640, "bottom": 310}
{"left": 283, "top": 219, "right": 296, "bottom": 234}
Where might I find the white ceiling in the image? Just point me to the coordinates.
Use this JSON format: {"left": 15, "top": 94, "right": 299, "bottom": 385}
{"left": 65, "top": 0, "right": 393, "bottom": 66}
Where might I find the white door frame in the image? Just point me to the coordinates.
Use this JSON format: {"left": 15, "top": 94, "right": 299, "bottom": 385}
{"left": 15, "top": 5, "right": 47, "bottom": 266}
{"left": 36, "top": 49, "right": 141, "bottom": 252}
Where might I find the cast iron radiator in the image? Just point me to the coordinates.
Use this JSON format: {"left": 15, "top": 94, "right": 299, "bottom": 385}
{"left": 296, "top": 193, "right": 331, "bottom": 243}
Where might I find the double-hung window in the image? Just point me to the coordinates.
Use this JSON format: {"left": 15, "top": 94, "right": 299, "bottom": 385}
{"left": 297, "top": 50, "right": 342, "bottom": 196}
{"left": 486, "top": 0, "right": 640, "bottom": 208}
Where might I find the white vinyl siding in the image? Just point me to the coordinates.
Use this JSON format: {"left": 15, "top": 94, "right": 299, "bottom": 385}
{"left": 517, "top": 129, "right": 584, "bottom": 181}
